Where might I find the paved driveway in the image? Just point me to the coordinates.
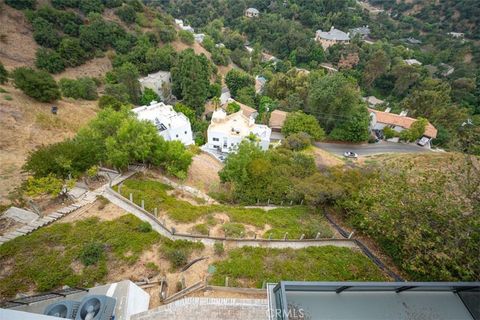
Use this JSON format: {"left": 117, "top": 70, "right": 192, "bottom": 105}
{"left": 315, "top": 141, "right": 430, "bottom": 156}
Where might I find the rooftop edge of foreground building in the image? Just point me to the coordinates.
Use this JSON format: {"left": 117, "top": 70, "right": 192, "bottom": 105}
{"left": 267, "top": 281, "right": 480, "bottom": 320}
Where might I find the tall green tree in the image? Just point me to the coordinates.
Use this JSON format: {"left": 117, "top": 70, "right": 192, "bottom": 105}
{"left": 171, "top": 49, "right": 212, "bottom": 113}
{"left": 307, "top": 73, "right": 369, "bottom": 141}
{"left": 115, "top": 62, "right": 142, "bottom": 104}
{"left": 225, "top": 69, "right": 254, "bottom": 97}
{"left": 282, "top": 111, "right": 325, "bottom": 140}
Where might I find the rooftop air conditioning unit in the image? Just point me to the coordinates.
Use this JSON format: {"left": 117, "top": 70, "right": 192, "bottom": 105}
{"left": 75, "top": 295, "right": 116, "bottom": 320}
{"left": 44, "top": 300, "right": 80, "bottom": 319}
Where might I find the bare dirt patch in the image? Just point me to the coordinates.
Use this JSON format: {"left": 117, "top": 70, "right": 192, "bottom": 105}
{"left": 60, "top": 200, "right": 126, "bottom": 223}
{"left": 185, "top": 153, "right": 223, "bottom": 193}
{"left": 0, "top": 6, "right": 38, "bottom": 69}
{"left": 309, "top": 146, "right": 344, "bottom": 168}
{"left": 53, "top": 56, "right": 112, "bottom": 81}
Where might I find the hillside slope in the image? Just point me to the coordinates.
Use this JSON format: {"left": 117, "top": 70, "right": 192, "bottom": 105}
{"left": 0, "top": 2, "right": 235, "bottom": 204}
{"left": 369, "top": 0, "right": 480, "bottom": 38}
{"left": 0, "top": 83, "right": 98, "bottom": 203}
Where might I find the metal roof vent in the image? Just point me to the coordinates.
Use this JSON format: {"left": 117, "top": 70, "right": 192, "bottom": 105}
{"left": 44, "top": 300, "right": 80, "bottom": 319}
{"left": 75, "top": 295, "right": 116, "bottom": 320}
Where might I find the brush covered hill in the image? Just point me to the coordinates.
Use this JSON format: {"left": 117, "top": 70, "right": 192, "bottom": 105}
{"left": 0, "top": 0, "right": 234, "bottom": 203}
{"left": 334, "top": 152, "right": 480, "bottom": 281}
{"left": 369, "top": 0, "right": 480, "bottom": 38}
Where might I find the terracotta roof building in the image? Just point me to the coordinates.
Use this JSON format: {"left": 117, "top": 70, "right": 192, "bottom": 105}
{"left": 369, "top": 108, "right": 437, "bottom": 138}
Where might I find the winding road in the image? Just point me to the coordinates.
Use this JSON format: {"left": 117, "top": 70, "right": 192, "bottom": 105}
{"left": 315, "top": 141, "right": 430, "bottom": 156}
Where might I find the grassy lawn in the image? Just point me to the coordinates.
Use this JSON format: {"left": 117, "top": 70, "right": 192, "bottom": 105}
{"left": 0, "top": 215, "right": 203, "bottom": 299}
{"left": 118, "top": 178, "right": 333, "bottom": 239}
{"left": 209, "top": 246, "right": 387, "bottom": 288}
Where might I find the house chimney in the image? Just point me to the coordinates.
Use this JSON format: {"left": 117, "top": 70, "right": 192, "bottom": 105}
{"left": 331, "top": 26, "right": 334, "bottom": 31}
{"left": 399, "top": 110, "right": 408, "bottom": 117}
{"left": 384, "top": 107, "right": 391, "bottom": 113}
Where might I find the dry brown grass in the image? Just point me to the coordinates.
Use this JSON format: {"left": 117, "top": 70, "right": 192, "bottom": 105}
{"left": 0, "top": 83, "right": 98, "bottom": 203}
{"left": 0, "top": 5, "right": 38, "bottom": 70}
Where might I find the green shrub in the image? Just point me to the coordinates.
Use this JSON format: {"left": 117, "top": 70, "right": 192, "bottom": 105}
{"left": 282, "top": 111, "right": 325, "bottom": 141}
{"left": 222, "top": 223, "right": 245, "bottom": 238}
{"left": 382, "top": 127, "right": 395, "bottom": 139}
{"left": 23, "top": 174, "right": 64, "bottom": 197}
{"left": 137, "top": 221, "right": 153, "bottom": 233}
{"left": 4, "top": 95, "right": 13, "bottom": 101}
{"left": 0, "top": 62, "right": 8, "bottom": 84}
{"left": 98, "top": 95, "right": 124, "bottom": 110}
{"left": 161, "top": 239, "right": 204, "bottom": 269}
{"left": 35, "top": 48, "right": 66, "bottom": 74}
{"left": 214, "top": 242, "right": 224, "bottom": 256}
{"left": 140, "top": 87, "right": 160, "bottom": 105}
{"left": 145, "top": 262, "right": 159, "bottom": 272}
{"left": 179, "top": 30, "right": 194, "bottom": 45}
{"left": 79, "top": 242, "right": 104, "bottom": 266}
{"left": 79, "top": 0, "right": 104, "bottom": 14}
{"left": 5, "top": 0, "right": 36, "bottom": 10}
{"left": 399, "top": 118, "right": 428, "bottom": 142}
{"left": 58, "top": 37, "right": 88, "bottom": 67}
{"left": 192, "top": 223, "right": 209, "bottom": 235}
{"left": 59, "top": 77, "right": 98, "bottom": 100}
{"left": 282, "top": 132, "right": 312, "bottom": 151}
{"left": 226, "top": 101, "right": 240, "bottom": 114}
{"left": 115, "top": 5, "right": 136, "bottom": 24}
{"left": 165, "top": 249, "right": 187, "bottom": 268}
{"left": 12, "top": 67, "right": 60, "bottom": 102}
{"left": 31, "top": 17, "right": 61, "bottom": 48}
{"left": 157, "top": 24, "right": 176, "bottom": 43}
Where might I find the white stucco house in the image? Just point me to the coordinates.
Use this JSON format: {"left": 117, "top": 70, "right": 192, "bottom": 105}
{"left": 132, "top": 101, "right": 194, "bottom": 145}
{"left": 206, "top": 107, "right": 271, "bottom": 153}
{"left": 139, "top": 71, "right": 172, "bottom": 102}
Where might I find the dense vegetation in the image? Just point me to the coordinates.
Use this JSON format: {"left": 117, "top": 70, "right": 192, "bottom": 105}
{"left": 291, "top": 154, "right": 479, "bottom": 281}
{"left": 335, "top": 154, "right": 480, "bottom": 281}
{"left": 218, "top": 141, "right": 317, "bottom": 204}
{"left": 210, "top": 246, "right": 386, "bottom": 288}
{"left": 23, "top": 107, "right": 193, "bottom": 189}
{"left": 0, "top": 214, "right": 206, "bottom": 298}
{"left": 0, "top": 215, "right": 159, "bottom": 298}
{"left": 118, "top": 178, "right": 333, "bottom": 239}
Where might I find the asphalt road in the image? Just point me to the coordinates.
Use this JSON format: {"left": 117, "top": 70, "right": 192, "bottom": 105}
{"left": 315, "top": 141, "right": 430, "bottom": 156}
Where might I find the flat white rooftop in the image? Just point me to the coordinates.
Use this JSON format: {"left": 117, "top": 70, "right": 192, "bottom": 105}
{"left": 269, "top": 282, "right": 480, "bottom": 320}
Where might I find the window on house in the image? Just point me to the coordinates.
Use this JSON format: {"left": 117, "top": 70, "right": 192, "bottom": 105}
{"left": 213, "top": 137, "right": 219, "bottom": 142}
{"left": 176, "top": 134, "right": 179, "bottom": 138}
{"left": 184, "top": 131, "right": 187, "bottom": 134}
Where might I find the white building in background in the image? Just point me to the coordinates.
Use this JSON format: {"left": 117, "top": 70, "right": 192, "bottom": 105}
{"left": 194, "top": 33, "right": 206, "bottom": 43}
{"left": 404, "top": 59, "right": 422, "bottom": 66}
{"left": 207, "top": 107, "right": 271, "bottom": 153}
{"left": 132, "top": 101, "right": 194, "bottom": 145}
{"left": 139, "top": 71, "right": 172, "bottom": 102}
{"left": 245, "top": 7, "right": 260, "bottom": 18}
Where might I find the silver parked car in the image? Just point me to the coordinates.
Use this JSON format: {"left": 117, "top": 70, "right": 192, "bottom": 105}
{"left": 343, "top": 151, "right": 358, "bottom": 159}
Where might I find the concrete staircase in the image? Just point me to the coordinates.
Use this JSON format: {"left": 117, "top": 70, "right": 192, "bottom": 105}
{"left": 0, "top": 197, "right": 96, "bottom": 245}
{"left": 132, "top": 298, "right": 268, "bottom": 320}
{"left": 0, "top": 168, "right": 138, "bottom": 246}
